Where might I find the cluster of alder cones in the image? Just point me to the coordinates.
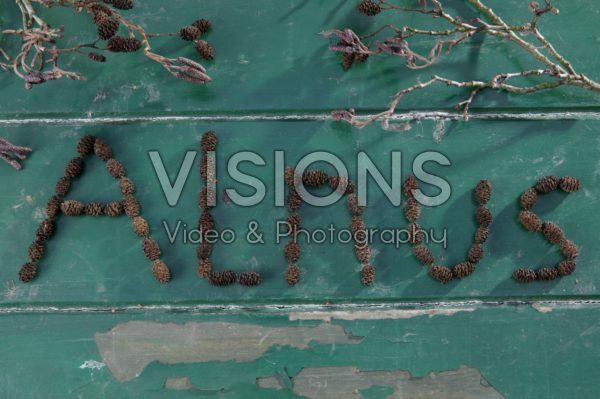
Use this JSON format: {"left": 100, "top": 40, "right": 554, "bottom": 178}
{"left": 18, "top": 134, "right": 171, "bottom": 284}
{"left": 197, "top": 131, "right": 262, "bottom": 287}
{"left": 88, "top": 2, "right": 214, "bottom": 62}
{"left": 514, "top": 176, "right": 580, "bottom": 282}
{"left": 283, "top": 168, "right": 375, "bottom": 286}
{"left": 336, "top": 0, "right": 381, "bottom": 70}
{"left": 404, "top": 176, "right": 493, "bottom": 284}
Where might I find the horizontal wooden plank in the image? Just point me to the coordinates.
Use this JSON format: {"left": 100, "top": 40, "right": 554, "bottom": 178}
{"left": 0, "top": 304, "right": 598, "bottom": 398}
{"left": 0, "top": 119, "right": 594, "bottom": 306}
{"left": 0, "top": 0, "right": 599, "bottom": 116}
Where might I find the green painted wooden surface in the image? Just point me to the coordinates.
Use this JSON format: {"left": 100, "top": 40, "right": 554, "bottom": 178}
{"left": 1, "top": 0, "right": 600, "bottom": 398}
{"left": 0, "top": 119, "right": 594, "bottom": 306}
{"left": 0, "top": 305, "right": 599, "bottom": 398}
{"left": 1, "top": 0, "right": 600, "bottom": 116}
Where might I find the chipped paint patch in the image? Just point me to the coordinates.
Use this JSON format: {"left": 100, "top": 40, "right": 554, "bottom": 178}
{"left": 79, "top": 360, "right": 105, "bottom": 370}
{"left": 164, "top": 377, "right": 195, "bottom": 391}
{"left": 532, "top": 302, "right": 554, "bottom": 313}
{"left": 289, "top": 308, "right": 475, "bottom": 321}
{"left": 95, "top": 321, "right": 362, "bottom": 381}
{"left": 258, "top": 365, "right": 504, "bottom": 398}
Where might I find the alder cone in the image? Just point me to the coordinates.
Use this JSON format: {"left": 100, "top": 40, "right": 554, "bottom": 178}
{"left": 106, "top": 159, "right": 126, "bottom": 179}
{"left": 541, "top": 222, "right": 565, "bottom": 245}
{"left": 286, "top": 213, "right": 302, "bottom": 234}
{"left": 404, "top": 198, "right": 421, "bottom": 222}
{"left": 88, "top": 52, "right": 107, "bottom": 63}
{"left": 61, "top": 200, "right": 85, "bottom": 216}
{"left": 56, "top": 176, "right": 71, "bottom": 198}
{"left": 90, "top": 3, "right": 112, "bottom": 24}
{"left": 302, "top": 170, "right": 329, "bottom": 187}
{"left": 347, "top": 194, "right": 363, "bottom": 216}
{"left": 285, "top": 241, "right": 301, "bottom": 262}
{"left": 413, "top": 245, "right": 434, "bottom": 266}
{"left": 46, "top": 195, "right": 61, "bottom": 219}
{"left": 192, "top": 18, "right": 212, "bottom": 34}
{"left": 560, "top": 240, "right": 579, "bottom": 260}
{"left": 407, "top": 222, "right": 424, "bottom": 245}
{"left": 520, "top": 188, "right": 537, "bottom": 210}
{"left": 355, "top": 245, "right": 371, "bottom": 264}
{"left": 559, "top": 176, "right": 580, "bottom": 193}
{"left": 513, "top": 267, "right": 537, "bottom": 283}
{"left": 197, "top": 241, "right": 212, "bottom": 259}
{"left": 453, "top": 262, "right": 475, "bottom": 279}
{"left": 28, "top": 241, "right": 45, "bottom": 262}
{"left": 105, "top": 201, "right": 123, "bottom": 216}
{"left": 19, "top": 263, "right": 38, "bottom": 283}
{"left": 535, "top": 176, "right": 558, "bottom": 193}
{"left": 197, "top": 258, "right": 212, "bottom": 278}
{"left": 518, "top": 210, "right": 542, "bottom": 232}
{"left": 341, "top": 52, "right": 354, "bottom": 71}
{"left": 403, "top": 175, "right": 418, "bottom": 199}
{"left": 98, "top": 16, "right": 119, "bottom": 40}
{"left": 285, "top": 167, "right": 298, "bottom": 186}
{"left": 537, "top": 267, "right": 558, "bottom": 281}
{"left": 287, "top": 189, "right": 302, "bottom": 211}
{"left": 350, "top": 216, "right": 365, "bottom": 234}
{"left": 94, "top": 138, "right": 113, "bottom": 161}
{"left": 77, "top": 134, "right": 96, "bottom": 156}
{"left": 107, "top": 36, "right": 142, "bottom": 52}
{"left": 109, "top": 0, "right": 134, "bottom": 10}
{"left": 123, "top": 195, "right": 140, "bottom": 218}
{"left": 132, "top": 216, "right": 150, "bottom": 237}
{"left": 476, "top": 206, "right": 492, "bottom": 227}
{"left": 180, "top": 25, "right": 200, "bottom": 41}
{"left": 201, "top": 130, "right": 217, "bottom": 152}
{"left": 209, "top": 270, "right": 237, "bottom": 286}
{"left": 142, "top": 238, "right": 161, "bottom": 261}
{"left": 285, "top": 264, "right": 301, "bottom": 286}
{"left": 36, "top": 219, "right": 55, "bottom": 241}
{"left": 238, "top": 271, "right": 262, "bottom": 287}
{"left": 360, "top": 265, "right": 375, "bottom": 286}
{"left": 429, "top": 265, "right": 453, "bottom": 284}
{"left": 474, "top": 227, "right": 489, "bottom": 244}
{"left": 65, "top": 157, "right": 84, "bottom": 179}
{"left": 474, "top": 179, "right": 492, "bottom": 205}
{"left": 357, "top": 0, "right": 381, "bottom": 16}
{"left": 119, "top": 177, "right": 135, "bottom": 195}
{"left": 557, "top": 260, "right": 576, "bottom": 276}
{"left": 152, "top": 260, "right": 171, "bottom": 284}
{"left": 329, "top": 175, "right": 354, "bottom": 194}
{"left": 195, "top": 40, "right": 214, "bottom": 60}
{"left": 85, "top": 202, "right": 104, "bottom": 216}
{"left": 199, "top": 212, "right": 214, "bottom": 233}
{"left": 467, "top": 244, "right": 484, "bottom": 264}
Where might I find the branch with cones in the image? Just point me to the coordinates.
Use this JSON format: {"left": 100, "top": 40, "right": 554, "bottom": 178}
{"left": 324, "top": 0, "right": 600, "bottom": 128}
{"left": 1, "top": 0, "right": 215, "bottom": 89}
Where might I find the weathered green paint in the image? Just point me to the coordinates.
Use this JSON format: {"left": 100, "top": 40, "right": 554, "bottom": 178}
{"left": 1, "top": 1, "right": 599, "bottom": 398}
{"left": 0, "top": 119, "right": 594, "bottom": 306}
{"left": 0, "top": 305, "right": 599, "bottom": 398}
{"left": 1, "top": 0, "right": 600, "bottom": 116}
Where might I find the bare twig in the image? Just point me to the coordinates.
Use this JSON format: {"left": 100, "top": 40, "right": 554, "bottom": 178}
{"left": 328, "top": 0, "right": 600, "bottom": 127}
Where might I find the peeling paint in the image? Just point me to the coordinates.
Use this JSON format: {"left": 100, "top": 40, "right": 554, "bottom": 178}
{"left": 288, "top": 308, "right": 475, "bottom": 321}
{"left": 79, "top": 360, "right": 105, "bottom": 370}
{"left": 258, "top": 365, "right": 504, "bottom": 399}
{"left": 532, "top": 302, "right": 554, "bottom": 313}
{"left": 164, "top": 377, "right": 195, "bottom": 391}
{"left": 95, "top": 321, "right": 362, "bottom": 381}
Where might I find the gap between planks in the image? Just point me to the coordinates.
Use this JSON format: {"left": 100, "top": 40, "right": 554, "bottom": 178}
{"left": 1, "top": 299, "right": 600, "bottom": 314}
{"left": 1, "top": 111, "right": 600, "bottom": 125}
